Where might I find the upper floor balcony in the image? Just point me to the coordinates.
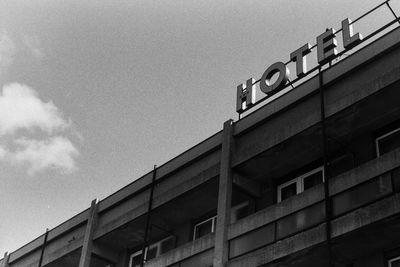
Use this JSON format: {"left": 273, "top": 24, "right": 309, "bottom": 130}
{"left": 145, "top": 145, "right": 400, "bottom": 267}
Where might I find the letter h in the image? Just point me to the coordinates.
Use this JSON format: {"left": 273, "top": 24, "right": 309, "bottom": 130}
{"left": 236, "top": 78, "right": 256, "bottom": 113}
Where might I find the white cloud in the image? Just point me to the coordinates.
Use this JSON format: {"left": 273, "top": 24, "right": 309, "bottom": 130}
{"left": 0, "top": 83, "right": 68, "bottom": 136}
{"left": 0, "top": 30, "right": 16, "bottom": 75}
{"left": 0, "top": 83, "right": 80, "bottom": 176}
{"left": 12, "top": 137, "right": 78, "bottom": 175}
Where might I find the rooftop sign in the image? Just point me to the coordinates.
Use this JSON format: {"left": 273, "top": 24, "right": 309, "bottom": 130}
{"left": 236, "top": 17, "right": 363, "bottom": 114}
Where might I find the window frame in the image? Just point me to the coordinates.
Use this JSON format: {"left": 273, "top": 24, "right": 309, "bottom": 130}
{"left": 375, "top": 127, "right": 400, "bottom": 157}
{"left": 388, "top": 255, "right": 400, "bottom": 267}
{"left": 193, "top": 215, "right": 217, "bottom": 240}
{"left": 128, "top": 250, "right": 143, "bottom": 267}
{"left": 128, "top": 235, "right": 176, "bottom": 267}
{"left": 277, "top": 166, "right": 324, "bottom": 203}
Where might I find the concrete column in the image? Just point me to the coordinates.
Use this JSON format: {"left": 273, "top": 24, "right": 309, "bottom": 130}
{"left": 1, "top": 252, "right": 9, "bottom": 267}
{"left": 79, "top": 199, "right": 98, "bottom": 267}
{"left": 213, "top": 119, "right": 234, "bottom": 267}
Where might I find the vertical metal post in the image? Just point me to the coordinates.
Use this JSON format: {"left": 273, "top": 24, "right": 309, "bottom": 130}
{"left": 1, "top": 252, "right": 10, "bottom": 267}
{"left": 140, "top": 165, "right": 157, "bottom": 267}
{"left": 79, "top": 199, "right": 99, "bottom": 267}
{"left": 213, "top": 119, "right": 234, "bottom": 267}
{"left": 38, "top": 229, "right": 49, "bottom": 267}
{"left": 318, "top": 67, "right": 334, "bottom": 267}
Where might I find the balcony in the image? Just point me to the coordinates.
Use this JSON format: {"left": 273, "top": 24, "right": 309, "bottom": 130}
{"left": 139, "top": 147, "right": 400, "bottom": 267}
{"left": 227, "top": 147, "right": 400, "bottom": 267}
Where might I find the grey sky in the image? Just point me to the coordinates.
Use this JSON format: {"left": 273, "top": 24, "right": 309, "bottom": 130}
{"left": 1, "top": 0, "right": 399, "bottom": 254}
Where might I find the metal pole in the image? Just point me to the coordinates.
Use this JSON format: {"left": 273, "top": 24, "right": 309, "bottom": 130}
{"left": 318, "top": 67, "right": 334, "bottom": 267}
{"left": 38, "top": 229, "right": 49, "bottom": 267}
{"left": 140, "top": 165, "right": 157, "bottom": 267}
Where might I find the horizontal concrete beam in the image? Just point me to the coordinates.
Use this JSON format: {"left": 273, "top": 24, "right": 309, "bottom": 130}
{"left": 228, "top": 184, "right": 324, "bottom": 240}
{"left": 330, "top": 147, "right": 400, "bottom": 195}
{"left": 41, "top": 226, "right": 86, "bottom": 266}
{"left": 228, "top": 192, "right": 400, "bottom": 266}
{"left": 331, "top": 193, "right": 400, "bottom": 238}
{"left": 228, "top": 224, "right": 326, "bottom": 267}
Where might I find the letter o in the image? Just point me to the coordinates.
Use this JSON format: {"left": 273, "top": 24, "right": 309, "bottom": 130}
{"left": 260, "top": 62, "right": 290, "bottom": 96}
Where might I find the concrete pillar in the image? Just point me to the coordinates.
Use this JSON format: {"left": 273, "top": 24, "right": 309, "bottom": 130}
{"left": 1, "top": 252, "right": 9, "bottom": 267}
{"left": 79, "top": 199, "right": 98, "bottom": 267}
{"left": 213, "top": 119, "right": 234, "bottom": 267}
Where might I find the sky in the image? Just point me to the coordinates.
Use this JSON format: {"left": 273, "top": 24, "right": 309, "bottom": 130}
{"left": 1, "top": 0, "right": 399, "bottom": 256}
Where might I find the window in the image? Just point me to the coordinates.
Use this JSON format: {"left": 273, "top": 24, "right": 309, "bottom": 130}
{"left": 376, "top": 127, "right": 400, "bottom": 156}
{"left": 389, "top": 256, "right": 400, "bottom": 267}
{"left": 277, "top": 167, "right": 324, "bottom": 202}
{"left": 193, "top": 216, "right": 217, "bottom": 240}
{"left": 128, "top": 250, "right": 143, "bottom": 267}
{"left": 128, "top": 236, "right": 175, "bottom": 267}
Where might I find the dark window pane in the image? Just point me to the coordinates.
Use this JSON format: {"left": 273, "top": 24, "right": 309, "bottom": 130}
{"left": 378, "top": 129, "right": 400, "bottom": 155}
{"left": 146, "top": 247, "right": 158, "bottom": 260}
{"left": 130, "top": 253, "right": 142, "bottom": 267}
{"left": 303, "top": 170, "right": 323, "bottom": 190}
{"left": 194, "top": 219, "right": 213, "bottom": 239}
{"left": 281, "top": 183, "right": 297, "bottom": 201}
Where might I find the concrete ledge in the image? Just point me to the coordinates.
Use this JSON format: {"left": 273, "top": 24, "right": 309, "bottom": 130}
{"left": 332, "top": 193, "right": 400, "bottom": 237}
{"left": 152, "top": 164, "right": 219, "bottom": 208}
{"left": 227, "top": 193, "right": 400, "bottom": 266}
{"left": 228, "top": 224, "right": 326, "bottom": 267}
{"left": 7, "top": 235, "right": 46, "bottom": 264}
{"left": 7, "top": 208, "right": 89, "bottom": 264}
{"left": 228, "top": 184, "right": 324, "bottom": 240}
{"left": 145, "top": 234, "right": 215, "bottom": 267}
{"left": 41, "top": 225, "right": 85, "bottom": 266}
{"left": 330, "top": 147, "right": 400, "bottom": 195}
{"left": 8, "top": 249, "right": 42, "bottom": 267}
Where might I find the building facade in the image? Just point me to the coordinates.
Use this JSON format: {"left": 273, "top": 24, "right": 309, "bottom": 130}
{"left": 2, "top": 3, "right": 400, "bottom": 267}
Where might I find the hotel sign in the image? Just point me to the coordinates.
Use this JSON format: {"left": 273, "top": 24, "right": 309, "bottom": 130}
{"left": 237, "top": 18, "right": 363, "bottom": 114}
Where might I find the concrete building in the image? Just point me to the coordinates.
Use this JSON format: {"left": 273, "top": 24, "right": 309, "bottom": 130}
{"left": 2, "top": 3, "right": 400, "bottom": 267}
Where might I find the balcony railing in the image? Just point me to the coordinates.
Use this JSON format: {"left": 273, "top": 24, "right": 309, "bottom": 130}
{"left": 227, "top": 147, "right": 400, "bottom": 266}
{"left": 142, "top": 147, "right": 400, "bottom": 267}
